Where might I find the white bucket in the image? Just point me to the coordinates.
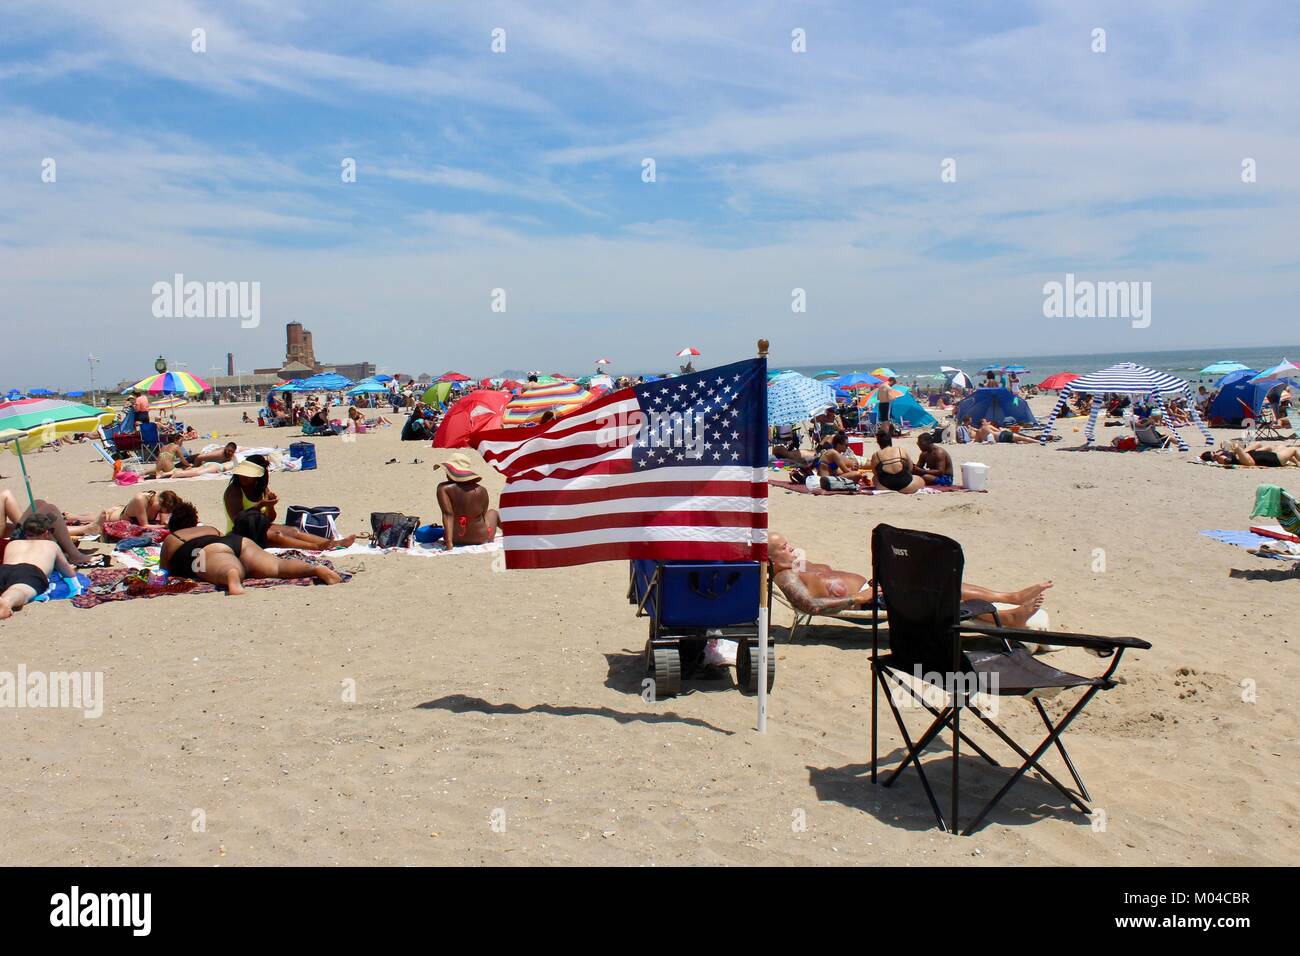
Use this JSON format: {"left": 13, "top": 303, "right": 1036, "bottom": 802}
{"left": 961, "top": 461, "right": 989, "bottom": 491}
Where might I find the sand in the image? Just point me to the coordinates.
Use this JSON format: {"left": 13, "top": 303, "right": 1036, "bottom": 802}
{"left": 1, "top": 397, "right": 1296, "bottom": 866}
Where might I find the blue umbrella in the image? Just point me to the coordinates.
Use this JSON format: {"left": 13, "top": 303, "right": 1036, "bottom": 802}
{"left": 828, "top": 372, "right": 882, "bottom": 389}
{"left": 28, "top": 388, "right": 56, "bottom": 396}
{"left": 1201, "top": 360, "right": 1250, "bottom": 375}
{"left": 347, "top": 381, "right": 389, "bottom": 395}
{"left": 767, "top": 373, "right": 836, "bottom": 426}
{"left": 299, "top": 372, "right": 354, "bottom": 390}
{"left": 66, "top": 390, "right": 85, "bottom": 397}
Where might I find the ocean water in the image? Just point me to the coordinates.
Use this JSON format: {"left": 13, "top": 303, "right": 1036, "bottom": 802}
{"left": 785, "top": 346, "right": 1300, "bottom": 385}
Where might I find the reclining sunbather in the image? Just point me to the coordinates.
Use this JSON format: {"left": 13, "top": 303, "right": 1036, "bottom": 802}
{"left": 160, "top": 502, "right": 341, "bottom": 594}
{"left": 1, "top": 489, "right": 95, "bottom": 566}
{"left": 1201, "top": 441, "right": 1300, "bottom": 468}
{"left": 0, "top": 513, "right": 77, "bottom": 619}
{"left": 975, "top": 419, "right": 1039, "bottom": 445}
{"left": 769, "top": 532, "right": 1051, "bottom": 626}
{"left": 64, "top": 489, "right": 183, "bottom": 537}
{"left": 231, "top": 507, "right": 358, "bottom": 551}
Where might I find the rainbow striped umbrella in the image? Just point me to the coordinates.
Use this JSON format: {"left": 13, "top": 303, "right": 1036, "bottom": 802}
{"left": 503, "top": 381, "right": 594, "bottom": 426}
{"left": 0, "top": 398, "right": 117, "bottom": 507}
{"left": 130, "top": 371, "right": 210, "bottom": 395}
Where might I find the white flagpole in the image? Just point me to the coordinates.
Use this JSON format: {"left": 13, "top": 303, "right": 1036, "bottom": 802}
{"left": 757, "top": 338, "right": 770, "bottom": 733}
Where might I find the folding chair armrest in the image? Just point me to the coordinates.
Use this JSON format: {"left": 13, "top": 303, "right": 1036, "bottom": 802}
{"left": 953, "top": 621, "right": 1152, "bottom": 651}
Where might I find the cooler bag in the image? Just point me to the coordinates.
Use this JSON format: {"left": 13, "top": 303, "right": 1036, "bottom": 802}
{"left": 289, "top": 441, "right": 317, "bottom": 470}
{"left": 285, "top": 505, "right": 340, "bottom": 538}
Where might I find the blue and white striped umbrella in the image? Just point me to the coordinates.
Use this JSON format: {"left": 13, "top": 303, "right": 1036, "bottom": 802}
{"left": 767, "top": 372, "right": 836, "bottom": 426}
{"left": 1039, "top": 363, "right": 1211, "bottom": 450}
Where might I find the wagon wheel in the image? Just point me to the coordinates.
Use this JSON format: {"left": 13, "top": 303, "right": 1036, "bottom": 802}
{"left": 736, "top": 638, "right": 775, "bottom": 694}
{"left": 644, "top": 641, "right": 681, "bottom": 699}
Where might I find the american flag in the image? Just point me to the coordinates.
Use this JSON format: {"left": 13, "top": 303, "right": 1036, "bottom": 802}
{"left": 471, "top": 358, "right": 769, "bottom": 569}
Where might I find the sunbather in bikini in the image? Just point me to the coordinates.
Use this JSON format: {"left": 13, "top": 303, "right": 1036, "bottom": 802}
{"left": 160, "top": 502, "right": 341, "bottom": 594}
{"left": 1, "top": 489, "right": 95, "bottom": 566}
{"left": 1201, "top": 441, "right": 1300, "bottom": 468}
{"left": 64, "top": 489, "right": 183, "bottom": 537}
{"left": 436, "top": 453, "right": 500, "bottom": 548}
{"left": 816, "top": 431, "right": 871, "bottom": 482}
{"left": 975, "top": 419, "right": 1039, "bottom": 445}
{"left": 769, "top": 532, "right": 1051, "bottom": 626}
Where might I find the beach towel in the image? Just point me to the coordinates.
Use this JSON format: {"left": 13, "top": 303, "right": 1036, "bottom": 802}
{"left": 70, "top": 560, "right": 352, "bottom": 608}
{"left": 270, "top": 533, "right": 503, "bottom": 560}
{"left": 31, "top": 572, "right": 90, "bottom": 603}
{"left": 101, "top": 519, "right": 169, "bottom": 544}
{"left": 1199, "top": 529, "right": 1300, "bottom": 560}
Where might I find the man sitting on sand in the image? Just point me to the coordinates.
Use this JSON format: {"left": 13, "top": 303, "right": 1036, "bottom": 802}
{"left": 1202, "top": 441, "right": 1300, "bottom": 468}
{"left": 436, "top": 453, "right": 500, "bottom": 548}
{"left": 768, "top": 532, "right": 1051, "bottom": 627}
{"left": 0, "top": 513, "right": 77, "bottom": 619}
{"left": 915, "top": 433, "right": 954, "bottom": 486}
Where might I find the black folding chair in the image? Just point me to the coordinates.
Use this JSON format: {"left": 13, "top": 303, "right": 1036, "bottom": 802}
{"left": 869, "top": 524, "right": 1151, "bottom": 835}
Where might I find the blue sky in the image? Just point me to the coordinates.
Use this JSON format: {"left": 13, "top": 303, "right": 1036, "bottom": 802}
{"left": 2, "top": 0, "right": 1298, "bottom": 387}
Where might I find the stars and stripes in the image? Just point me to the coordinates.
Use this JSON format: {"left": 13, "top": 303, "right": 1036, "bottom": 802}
{"left": 471, "top": 358, "right": 769, "bottom": 569}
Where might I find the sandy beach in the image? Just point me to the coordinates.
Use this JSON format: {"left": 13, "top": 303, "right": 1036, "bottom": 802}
{"left": 1, "top": 396, "right": 1296, "bottom": 866}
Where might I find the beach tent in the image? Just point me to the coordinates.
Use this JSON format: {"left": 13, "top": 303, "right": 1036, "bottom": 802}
{"left": 767, "top": 372, "right": 836, "bottom": 426}
{"left": 1038, "top": 362, "right": 1213, "bottom": 451}
{"left": 1208, "top": 370, "right": 1299, "bottom": 424}
{"left": 1037, "top": 372, "right": 1079, "bottom": 391}
{"left": 434, "top": 391, "right": 511, "bottom": 448}
{"left": 421, "top": 381, "right": 455, "bottom": 406}
{"left": 859, "top": 385, "right": 937, "bottom": 428}
{"left": 955, "top": 387, "right": 1036, "bottom": 426}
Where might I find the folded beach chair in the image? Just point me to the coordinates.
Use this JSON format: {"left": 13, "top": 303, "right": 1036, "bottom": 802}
{"left": 1237, "top": 398, "right": 1289, "bottom": 442}
{"left": 868, "top": 523, "right": 1151, "bottom": 835}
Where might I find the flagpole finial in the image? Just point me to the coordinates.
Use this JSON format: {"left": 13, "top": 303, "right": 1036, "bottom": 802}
{"left": 757, "top": 339, "right": 769, "bottom": 357}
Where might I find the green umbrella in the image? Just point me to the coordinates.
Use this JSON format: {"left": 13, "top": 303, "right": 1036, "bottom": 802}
{"left": 420, "top": 381, "right": 454, "bottom": 406}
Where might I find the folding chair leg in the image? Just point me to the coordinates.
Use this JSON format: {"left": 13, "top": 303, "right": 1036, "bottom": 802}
{"left": 876, "top": 667, "right": 948, "bottom": 831}
{"left": 966, "top": 702, "right": 1091, "bottom": 814}
{"left": 789, "top": 612, "right": 809, "bottom": 643}
{"left": 962, "top": 686, "right": 1101, "bottom": 835}
{"left": 1034, "top": 697, "right": 1091, "bottom": 802}
{"left": 880, "top": 670, "right": 1000, "bottom": 772}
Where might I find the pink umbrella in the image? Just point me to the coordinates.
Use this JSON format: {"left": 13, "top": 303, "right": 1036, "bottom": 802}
{"left": 676, "top": 346, "right": 701, "bottom": 357}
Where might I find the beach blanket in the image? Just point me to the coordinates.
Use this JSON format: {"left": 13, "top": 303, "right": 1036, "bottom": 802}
{"left": 101, "top": 519, "right": 169, "bottom": 544}
{"left": 112, "top": 546, "right": 160, "bottom": 570}
{"left": 70, "top": 560, "right": 352, "bottom": 608}
{"left": 1199, "top": 529, "right": 1300, "bottom": 560}
{"left": 774, "top": 478, "right": 981, "bottom": 496}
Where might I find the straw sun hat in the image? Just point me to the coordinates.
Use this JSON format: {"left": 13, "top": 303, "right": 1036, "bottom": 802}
{"left": 440, "top": 453, "right": 479, "bottom": 482}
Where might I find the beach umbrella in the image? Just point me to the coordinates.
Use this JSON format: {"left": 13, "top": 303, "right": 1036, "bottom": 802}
{"left": 5, "top": 389, "right": 22, "bottom": 401}
{"left": 812, "top": 369, "right": 840, "bottom": 380}
{"left": 828, "top": 372, "right": 882, "bottom": 389}
{"left": 28, "top": 388, "right": 55, "bottom": 396}
{"left": 676, "top": 347, "right": 701, "bottom": 357}
{"left": 767, "top": 373, "right": 836, "bottom": 426}
{"left": 587, "top": 374, "right": 614, "bottom": 390}
{"left": 131, "top": 370, "right": 210, "bottom": 395}
{"left": 595, "top": 358, "right": 612, "bottom": 365}
{"left": 0, "top": 398, "right": 117, "bottom": 508}
{"left": 503, "top": 381, "right": 594, "bottom": 426}
{"left": 66, "top": 390, "right": 85, "bottom": 397}
{"left": 347, "top": 381, "right": 389, "bottom": 395}
{"left": 1249, "top": 359, "right": 1300, "bottom": 384}
{"left": 871, "top": 367, "right": 898, "bottom": 380}
{"left": 434, "top": 391, "right": 512, "bottom": 448}
{"left": 1037, "top": 372, "right": 1080, "bottom": 391}
{"left": 298, "top": 372, "right": 354, "bottom": 391}
{"left": 438, "top": 371, "right": 471, "bottom": 382}
{"left": 1200, "top": 361, "right": 1250, "bottom": 375}
{"left": 150, "top": 396, "right": 189, "bottom": 410}
{"left": 270, "top": 379, "right": 304, "bottom": 392}
{"left": 947, "top": 371, "right": 973, "bottom": 389}
{"left": 421, "top": 382, "right": 455, "bottom": 406}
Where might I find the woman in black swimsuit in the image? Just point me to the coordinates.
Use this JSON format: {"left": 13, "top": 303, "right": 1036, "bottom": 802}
{"left": 869, "top": 428, "right": 926, "bottom": 494}
{"left": 161, "top": 503, "right": 342, "bottom": 595}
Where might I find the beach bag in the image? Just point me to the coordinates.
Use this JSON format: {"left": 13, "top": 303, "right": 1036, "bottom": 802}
{"left": 370, "top": 512, "right": 419, "bottom": 549}
{"left": 289, "top": 441, "right": 317, "bottom": 470}
{"left": 820, "top": 476, "right": 858, "bottom": 492}
{"left": 286, "top": 505, "right": 340, "bottom": 538}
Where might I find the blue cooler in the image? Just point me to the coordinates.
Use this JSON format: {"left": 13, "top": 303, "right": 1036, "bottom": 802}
{"left": 289, "top": 441, "right": 317, "bottom": 470}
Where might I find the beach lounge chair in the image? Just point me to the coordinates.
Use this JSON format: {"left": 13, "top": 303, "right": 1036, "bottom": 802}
{"left": 868, "top": 523, "right": 1151, "bottom": 835}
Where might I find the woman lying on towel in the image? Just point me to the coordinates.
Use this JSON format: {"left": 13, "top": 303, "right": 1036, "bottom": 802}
{"left": 160, "top": 502, "right": 341, "bottom": 594}
{"left": 1201, "top": 441, "right": 1300, "bottom": 468}
{"left": 231, "top": 507, "right": 358, "bottom": 551}
{"left": 64, "top": 489, "right": 183, "bottom": 538}
{"left": 769, "top": 532, "right": 1051, "bottom": 626}
{"left": 142, "top": 451, "right": 236, "bottom": 480}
